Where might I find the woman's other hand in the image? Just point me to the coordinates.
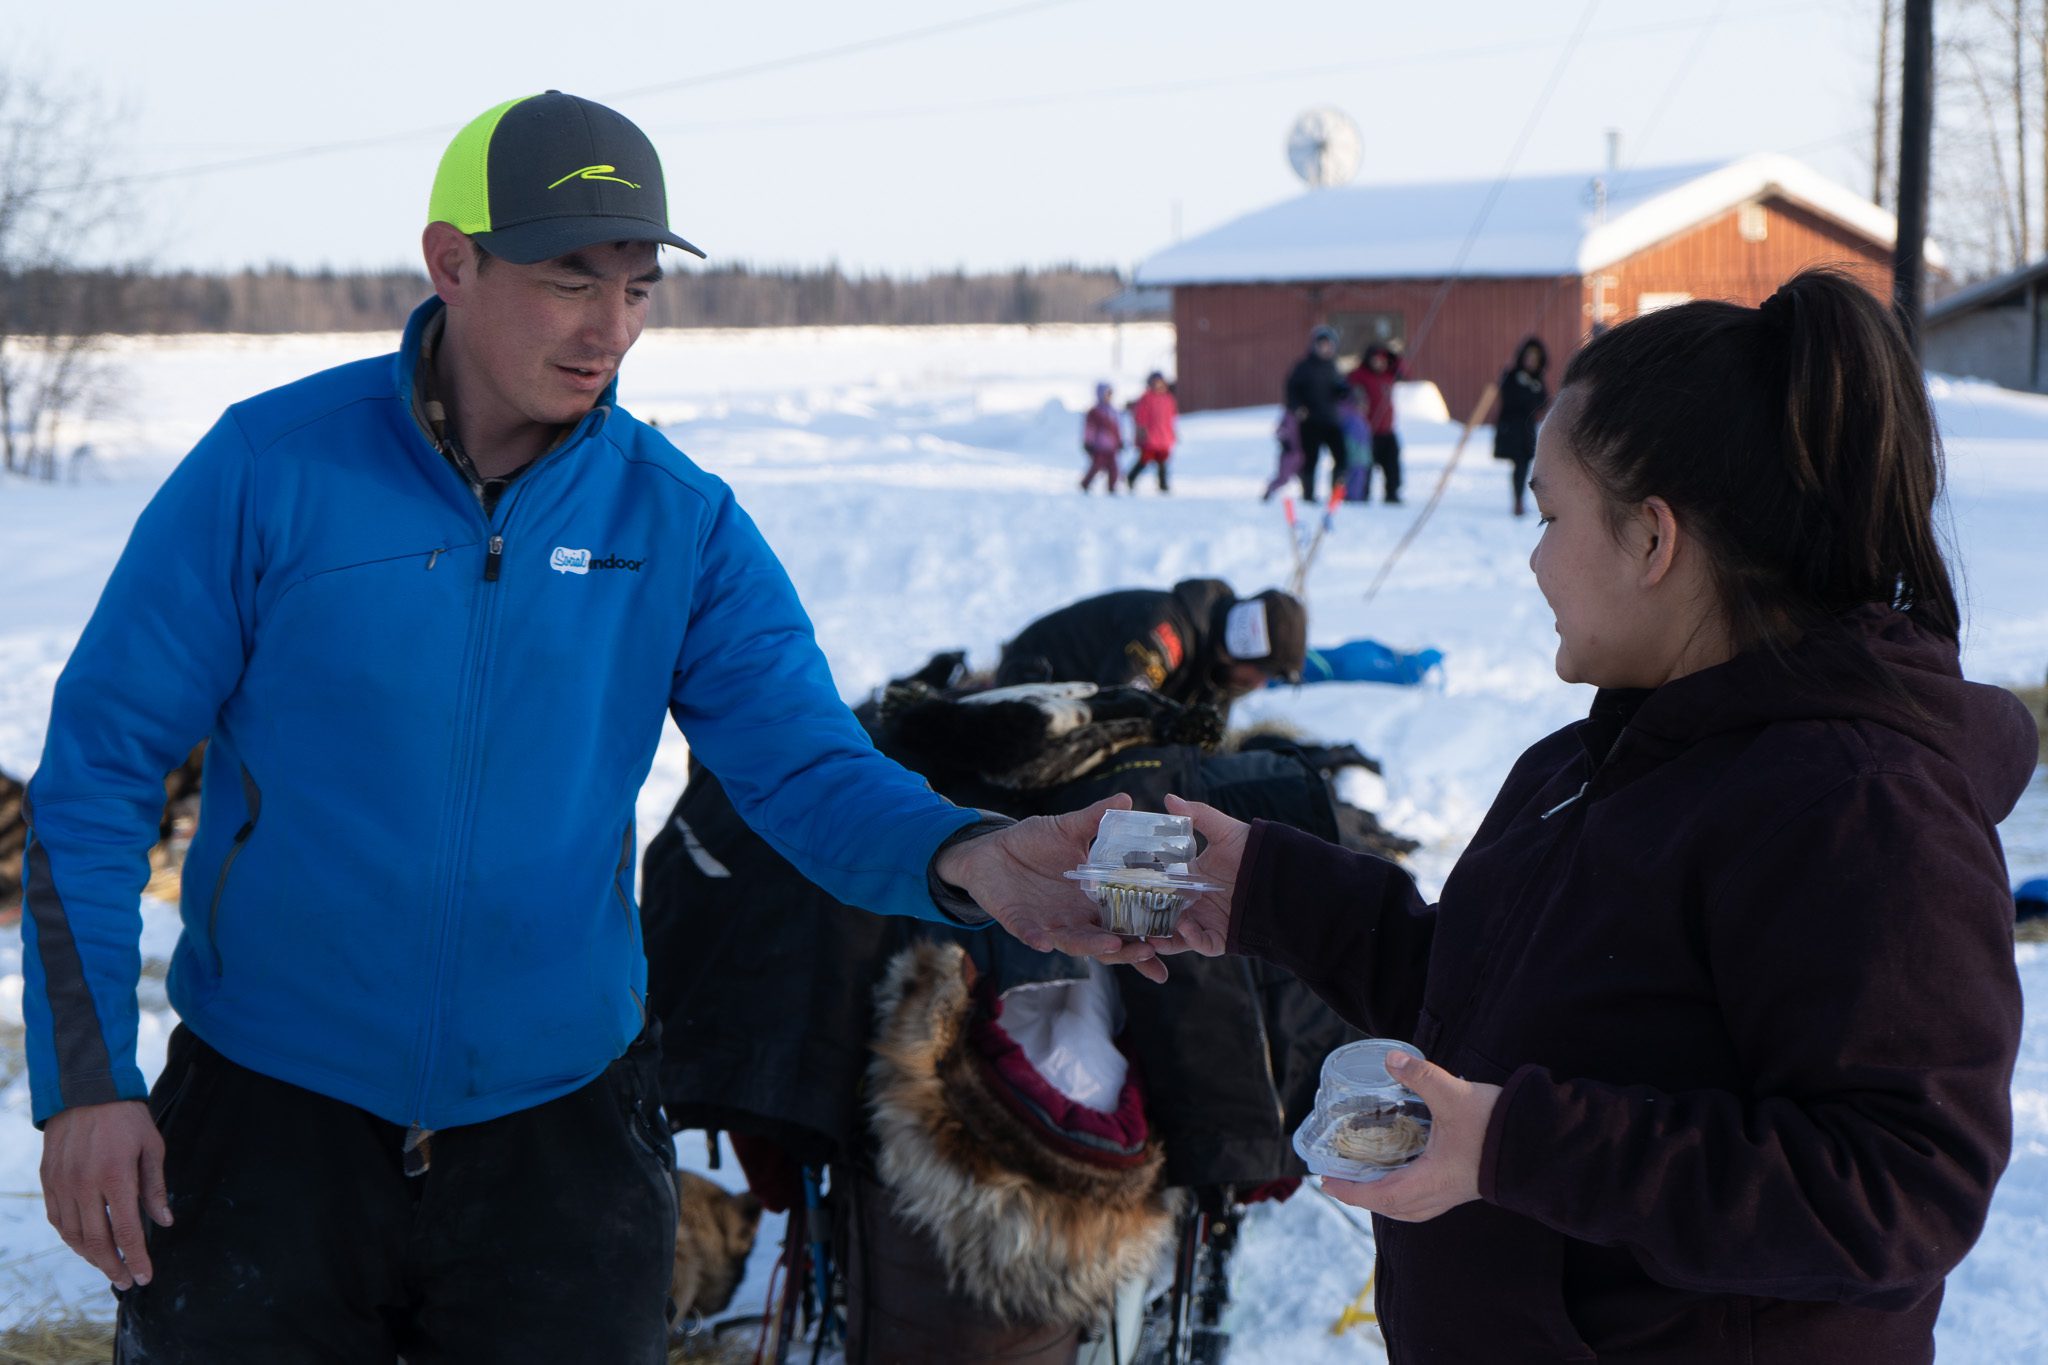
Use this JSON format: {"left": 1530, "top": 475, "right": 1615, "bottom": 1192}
{"left": 1322, "top": 1052, "right": 1502, "bottom": 1222}
{"left": 1158, "top": 794, "right": 1245, "bottom": 957}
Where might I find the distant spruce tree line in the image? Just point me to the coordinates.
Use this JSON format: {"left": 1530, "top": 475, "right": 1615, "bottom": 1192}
{"left": 0, "top": 262, "right": 1151, "bottom": 335}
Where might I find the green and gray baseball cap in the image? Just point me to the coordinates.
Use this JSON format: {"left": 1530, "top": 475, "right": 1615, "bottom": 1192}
{"left": 429, "top": 91, "right": 705, "bottom": 263}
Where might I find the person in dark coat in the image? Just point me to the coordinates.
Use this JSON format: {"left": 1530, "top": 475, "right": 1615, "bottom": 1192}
{"left": 1345, "top": 341, "right": 1405, "bottom": 503}
{"left": 1493, "top": 335, "right": 1548, "bottom": 516}
{"left": 976, "top": 272, "right": 2037, "bottom": 1362}
{"left": 994, "top": 578, "right": 1306, "bottom": 717}
{"left": 1285, "top": 325, "right": 1351, "bottom": 501}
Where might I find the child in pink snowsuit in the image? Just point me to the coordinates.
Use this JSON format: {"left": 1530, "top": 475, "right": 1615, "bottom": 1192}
{"left": 1263, "top": 408, "right": 1306, "bottom": 501}
{"left": 1081, "top": 382, "right": 1123, "bottom": 492}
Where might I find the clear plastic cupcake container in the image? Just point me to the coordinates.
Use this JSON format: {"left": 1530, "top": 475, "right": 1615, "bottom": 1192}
{"left": 1292, "top": 1038, "right": 1433, "bottom": 1182}
{"left": 1063, "top": 809, "right": 1220, "bottom": 939}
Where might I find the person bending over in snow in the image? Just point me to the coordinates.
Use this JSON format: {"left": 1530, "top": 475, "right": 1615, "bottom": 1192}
{"left": 994, "top": 578, "right": 1305, "bottom": 719}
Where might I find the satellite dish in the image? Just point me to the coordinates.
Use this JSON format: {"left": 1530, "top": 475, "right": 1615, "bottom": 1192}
{"left": 1287, "top": 108, "right": 1363, "bottom": 189}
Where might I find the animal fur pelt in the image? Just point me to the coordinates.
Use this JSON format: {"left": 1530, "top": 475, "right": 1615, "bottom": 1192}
{"left": 865, "top": 941, "right": 1177, "bottom": 1326}
{"left": 670, "top": 1170, "right": 762, "bottom": 1327}
{"left": 880, "top": 680, "right": 1223, "bottom": 789}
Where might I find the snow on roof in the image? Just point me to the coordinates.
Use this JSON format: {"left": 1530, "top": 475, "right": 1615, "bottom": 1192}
{"left": 1136, "top": 154, "right": 1903, "bottom": 287}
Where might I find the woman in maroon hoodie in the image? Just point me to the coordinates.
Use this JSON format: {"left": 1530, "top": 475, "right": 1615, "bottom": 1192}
{"left": 1139, "top": 271, "right": 2036, "bottom": 1361}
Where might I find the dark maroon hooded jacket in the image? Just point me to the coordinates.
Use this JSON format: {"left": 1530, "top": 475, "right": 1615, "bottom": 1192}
{"left": 1228, "top": 607, "right": 2035, "bottom": 1363}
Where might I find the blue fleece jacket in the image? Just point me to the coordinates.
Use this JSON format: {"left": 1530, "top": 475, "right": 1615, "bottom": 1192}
{"left": 20, "top": 299, "right": 977, "bottom": 1129}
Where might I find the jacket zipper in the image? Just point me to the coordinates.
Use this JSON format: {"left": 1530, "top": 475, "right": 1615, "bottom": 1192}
{"left": 399, "top": 407, "right": 607, "bottom": 1166}
{"left": 613, "top": 825, "right": 646, "bottom": 1021}
{"left": 1436, "top": 731, "right": 1628, "bottom": 1065}
{"left": 204, "top": 765, "right": 263, "bottom": 976}
{"left": 402, "top": 487, "right": 520, "bottom": 1168}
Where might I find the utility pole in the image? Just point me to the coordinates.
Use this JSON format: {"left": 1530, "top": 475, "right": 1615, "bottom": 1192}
{"left": 1893, "top": 0, "right": 1933, "bottom": 354}
{"left": 1874, "top": 0, "right": 1892, "bottom": 208}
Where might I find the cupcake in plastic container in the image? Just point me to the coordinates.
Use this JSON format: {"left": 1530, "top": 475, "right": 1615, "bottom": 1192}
{"left": 1293, "top": 1038, "right": 1433, "bottom": 1182}
{"left": 1063, "top": 809, "right": 1221, "bottom": 940}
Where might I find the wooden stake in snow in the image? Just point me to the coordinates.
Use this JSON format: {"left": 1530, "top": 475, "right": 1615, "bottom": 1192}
{"left": 1361, "top": 382, "right": 1499, "bottom": 609}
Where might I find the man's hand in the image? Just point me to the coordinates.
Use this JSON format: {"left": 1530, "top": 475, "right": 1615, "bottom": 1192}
{"left": 935, "top": 794, "right": 1186, "bottom": 981}
{"left": 1320, "top": 1052, "right": 1501, "bottom": 1222}
{"left": 41, "top": 1100, "right": 172, "bottom": 1288}
{"left": 934, "top": 792, "right": 1253, "bottom": 980}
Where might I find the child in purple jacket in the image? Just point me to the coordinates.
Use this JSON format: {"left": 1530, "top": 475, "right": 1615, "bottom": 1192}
{"left": 1262, "top": 408, "right": 1305, "bottom": 502}
{"left": 1080, "top": 382, "right": 1123, "bottom": 492}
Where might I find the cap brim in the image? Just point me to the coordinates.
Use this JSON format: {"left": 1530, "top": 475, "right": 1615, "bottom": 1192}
{"left": 472, "top": 216, "right": 706, "bottom": 264}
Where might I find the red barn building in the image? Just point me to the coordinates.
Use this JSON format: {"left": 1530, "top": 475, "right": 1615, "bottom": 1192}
{"left": 1135, "top": 155, "right": 1903, "bottom": 416}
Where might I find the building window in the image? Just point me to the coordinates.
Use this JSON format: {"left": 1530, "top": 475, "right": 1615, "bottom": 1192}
{"left": 1738, "top": 202, "right": 1769, "bottom": 242}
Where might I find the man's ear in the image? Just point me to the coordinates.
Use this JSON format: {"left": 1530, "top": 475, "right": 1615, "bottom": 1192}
{"left": 1638, "top": 496, "right": 1681, "bottom": 588}
{"left": 422, "top": 222, "right": 475, "bottom": 304}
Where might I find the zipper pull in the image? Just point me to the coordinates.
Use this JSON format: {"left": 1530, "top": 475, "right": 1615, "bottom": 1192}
{"left": 426, "top": 548, "right": 442, "bottom": 571}
{"left": 1540, "top": 781, "right": 1589, "bottom": 820}
{"left": 403, "top": 1123, "right": 434, "bottom": 1177}
{"left": 484, "top": 535, "right": 503, "bottom": 582}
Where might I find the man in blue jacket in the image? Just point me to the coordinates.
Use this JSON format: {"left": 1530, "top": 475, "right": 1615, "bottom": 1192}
{"left": 22, "top": 92, "right": 1149, "bottom": 1361}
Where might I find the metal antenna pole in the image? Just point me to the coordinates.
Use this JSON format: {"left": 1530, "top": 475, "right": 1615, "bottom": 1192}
{"left": 1893, "top": 0, "right": 1933, "bottom": 354}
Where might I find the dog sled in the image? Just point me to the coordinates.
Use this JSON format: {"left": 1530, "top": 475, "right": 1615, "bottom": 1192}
{"left": 641, "top": 660, "right": 1414, "bottom": 1363}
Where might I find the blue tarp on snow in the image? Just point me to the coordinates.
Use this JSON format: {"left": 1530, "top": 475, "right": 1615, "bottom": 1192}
{"left": 1281, "top": 639, "right": 1445, "bottom": 687}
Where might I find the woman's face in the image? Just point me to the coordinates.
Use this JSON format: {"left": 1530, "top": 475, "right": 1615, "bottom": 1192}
{"left": 1528, "top": 390, "right": 1670, "bottom": 688}
{"left": 1520, "top": 345, "right": 1542, "bottom": 373}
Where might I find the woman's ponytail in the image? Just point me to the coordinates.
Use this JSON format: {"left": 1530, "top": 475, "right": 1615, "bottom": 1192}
{"left": 1559, "top": 267, "right": 1957, "bottom": 652}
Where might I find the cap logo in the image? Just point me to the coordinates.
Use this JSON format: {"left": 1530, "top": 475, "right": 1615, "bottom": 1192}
{"left": 547, "top": 164, "right": 641, "bottom": 191}
{"left": 1225, "top": 603, "right": 1272, "bottom": 659}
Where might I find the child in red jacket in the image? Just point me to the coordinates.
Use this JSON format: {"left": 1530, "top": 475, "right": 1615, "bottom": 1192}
{"left": 1126, "top": 372, "right": 1178, "bottom": 493}
{"left": 1345, "top": 341, "right": 1405, "bottom": 503}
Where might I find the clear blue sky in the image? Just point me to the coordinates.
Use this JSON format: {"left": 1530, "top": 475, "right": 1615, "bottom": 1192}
{"left": 16, "top": 0, "right": 1880, "bottom": 275}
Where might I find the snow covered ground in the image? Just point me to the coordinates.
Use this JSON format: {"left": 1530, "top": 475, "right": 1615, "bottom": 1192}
{"left": 0, "top": 322, "right": 2043, "bottom": 1360}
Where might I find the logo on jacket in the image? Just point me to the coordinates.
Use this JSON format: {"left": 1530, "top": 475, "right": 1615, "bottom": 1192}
{"left": 551, "top": 546, "right": 644, "bottom": 574}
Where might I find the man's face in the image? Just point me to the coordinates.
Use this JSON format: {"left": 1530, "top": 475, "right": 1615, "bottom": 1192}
{"left": 1314, "top": 338, "right": 1336, "bottom": 360}
{"left": 1221, "top": 661, "right": 1273, "bottom": 698}
{"left": 438, "top": 236, "right": 662, "bottom": 437}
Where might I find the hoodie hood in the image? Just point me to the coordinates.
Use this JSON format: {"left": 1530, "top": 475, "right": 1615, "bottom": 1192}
{"left": 1600, "top": 605, "right": 2039, "bottom": 824}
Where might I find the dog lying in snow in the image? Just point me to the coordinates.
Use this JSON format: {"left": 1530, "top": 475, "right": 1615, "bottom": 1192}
{"left": 671, "top": 1170, "right": 763, "bottom": 1327}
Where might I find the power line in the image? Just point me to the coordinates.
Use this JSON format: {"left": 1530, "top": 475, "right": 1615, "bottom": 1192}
{"left": 605, "top": 0, "right": 1080, "bottom": 102}
{"left": 30, "top": 0, "right": 1084, "bottom": 195}
{"left": 644, "top": 2, "right": 1827, "bottom": 137}
{"left": 1404, "top": 0, "right": 1604, "bottom": 365}
{"left": 1357, "top": 0, "right": 1604, "bottom": 612}
{"left": 36, "top": 1, "right": 1827, "bottom": 196}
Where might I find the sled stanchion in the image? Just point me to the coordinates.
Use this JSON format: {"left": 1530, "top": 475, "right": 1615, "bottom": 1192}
{"left": 1286, "top": 486, "right": 1345, "bottom": 600}
{"left": 802, "top": 1166, "right": 839, "bottom": 1352}
{"left": 1331, "top": 1262, "right": 1379, "bottom": 1336}
{"left": 1281, "top": 496, "right": 1305, "bottom": 589}
{"left": 1360, "top": 382, "right": 1498, "bottom": 610}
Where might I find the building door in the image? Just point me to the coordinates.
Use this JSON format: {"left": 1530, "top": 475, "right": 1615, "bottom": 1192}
{"left": 2033, "top": 284, "right": 2048, "bottom": 392}
{"left": 1329, "top": 311, "right": 1405, "bottom": 365}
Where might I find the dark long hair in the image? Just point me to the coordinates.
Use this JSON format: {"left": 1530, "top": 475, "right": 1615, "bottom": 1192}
{"left": 1558, "top": 268, "right": 1958, "bottom": 654}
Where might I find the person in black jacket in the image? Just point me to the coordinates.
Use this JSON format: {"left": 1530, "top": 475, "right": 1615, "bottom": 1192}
{"left": 1285, "top": 326, "right": 1352, "bottom": 501}
{"left": 994, "top": 579, "right": 1306, "bottom": 718}
{"left": 1493, "top": 336, "right": 1549, "bottom": 516}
